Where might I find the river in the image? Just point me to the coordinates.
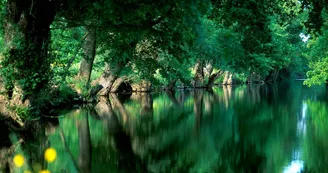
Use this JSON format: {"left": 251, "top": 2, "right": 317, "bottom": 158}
{"left": 1, "top": 81, "right": 327, "bottom": 173}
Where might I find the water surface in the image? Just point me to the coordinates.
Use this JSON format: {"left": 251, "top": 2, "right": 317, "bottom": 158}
{"left": 2, "top": 81, "right": 328, "bottom": 173}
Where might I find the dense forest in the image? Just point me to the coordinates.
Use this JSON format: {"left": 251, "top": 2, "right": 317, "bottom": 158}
{"left": 1, "top": 1, "right": 328, "bottom": 173}
{"left": 0, "top": 0, "right": 327, "bottom": 120}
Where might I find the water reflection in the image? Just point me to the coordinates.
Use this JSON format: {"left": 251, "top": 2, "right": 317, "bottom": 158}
{"left": 0, "top": 81, "right": 328, "bottom": 173}
{"left": 77, "top": 109, "right": 91, "bottom": 173}
{"left": 283, "top": 160, "right": 304, "bottom": 173}
{"left": 297, "top": 102, "right": 307, "bottom": 136}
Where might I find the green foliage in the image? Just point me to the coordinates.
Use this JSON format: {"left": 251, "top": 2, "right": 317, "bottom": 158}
{"left": 50, "top": 23, "right": 85, "bottom": 84}
{"left": 0, "top": 47, "right": 51, "bottom": 96}
{"left": 301, "top": 0, "right": 327, "bottom": 35}
{"left": 0, "top": 0, "right": 325, "bottom": 118}
{"left": 8, "top": 105, "right": 31, "bottom": 120}
{"left": 0, "top": 0, "right": 5, "bottom": 43}
{"left": 304, "top": 9, "right": 328, "bottom": 86}
{"left": 304, "top": 58, "right": 328, "bottom": 86}
{"left": 209, "top": 0, "right": 306, "bottom": 80}
{"left": 152, "top": 50, "right": 193, "bottom": 86}
{"left": 0, "top": 33, "right": 3, "bottom": 54}
{"left": 269, "top": 18, "right": 292, "bottom": 70}
{"left": 216, "top": 0, "right": 273, "bottom": 69}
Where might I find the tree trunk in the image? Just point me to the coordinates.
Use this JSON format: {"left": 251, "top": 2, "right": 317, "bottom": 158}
{"left": 204, "top": 60, "right": 214, "bottom": 79}
{"left": 165, "top": 80, "right": 177, "bottom": 91}
{"left": 93, "top": 61, "right": 125, "bottom": 96}
{"left": 247, "top": 72, "right": 264, "bottom": 84}
{"left": 110, "top": 77, "right": 125, "bottom": 93}
{"left": 131, "top": 80, "right": 152, "bottom": 92}
{"left": 222, "top": 71, "right": 230, "bottom": 85}
{"left": 79, "top": 27, "right": 96, "bottom": 89}
{"left": 3, "top": 0, "right": 56, "bottom": 106}
{"left": 274, "top": 69, "right": 280, "bottom": 81}
{"left": 193, "top": 60, "right": 205, "bottom": 88}
{"left": 227, "top": 73, "right": 234, "bottom": 84}
{"left": 265, "top": 69, "right": 279, "bottom": 82}
{"left": 246, "top": 73, "right": 253, "bottom": 84}
{"left": 207, "top": 70, "right": 223, "bottom": 87}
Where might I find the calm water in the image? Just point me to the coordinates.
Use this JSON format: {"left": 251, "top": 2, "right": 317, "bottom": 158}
{"left": 1, "top": 81, "right": 328, "bottom": 173}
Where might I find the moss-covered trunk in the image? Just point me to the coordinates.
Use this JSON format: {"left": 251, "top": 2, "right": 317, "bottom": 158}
{"left": 222, "top": 71, "right": 234, "bottom": 85}
{"left": 207, "top": 70, "right": 223, "bottom": 87}
{"left": 94, "top": 61, "right": 125, "bottom": 96}
{"left": 2, "top": 0, "right": 56, "bottom": 107}
{"left": 165, "top": 80, "right": 177, "bottom": 91}
{"left": 79, "top": 27, "right": 96, "bottom": 89}
{"left": 110, "top": 77, "right": 126, "bottom": 93}
{"left": 265, "top": 69, "right": 280, "bottom": 82}
{"left": 131, "top": 80, "right": 152, "bottom": 92}
{"left": 192, "top": 60, "right": 205, "bottom": 88}
{"left": 247, "top": 72, "right": 263, "bottom": 84}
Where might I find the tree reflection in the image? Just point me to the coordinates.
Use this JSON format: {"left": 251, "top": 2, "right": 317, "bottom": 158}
{"left": 218, "top": 139, "right": 266, "bottom": 173}
{"left": 222, "top": 85, "right": 232, "bottom": 108}
{"left": 1, "top": 82, "right": 328, "bottom": 173}
{"left": 130, "top": 93, "right": 154, "bottom": 117}
{"left": 77, "top": 108, "right": 91, "bottom": 173}
{"left": 302, "top": 99, "right": 328, "bottom": 173}
{"left": 95, "top": 97, "right": 145, "bottom": 172}
{"left": 165, "top": 90, "right": 180, "bottom": 106}
{"left": 192, "top": 90, "right": 203, "bottom": 135}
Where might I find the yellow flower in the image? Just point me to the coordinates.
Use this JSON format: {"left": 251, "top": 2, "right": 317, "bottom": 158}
{"left": 24, "top": 170, "right": 32, "bottom": 173}
{"left": 39, "top": 170, "right": 51, "bottom": 173}
{"left": 44, "top": 148, "right": 57, "bottom": 162}
{"left": 13, "top": 154, "right": 25, "bottom": 167}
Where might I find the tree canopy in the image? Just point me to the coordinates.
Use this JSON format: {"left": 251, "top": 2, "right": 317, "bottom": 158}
{"left": 0, "top": 0, "right": 326, "bottom": 116}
